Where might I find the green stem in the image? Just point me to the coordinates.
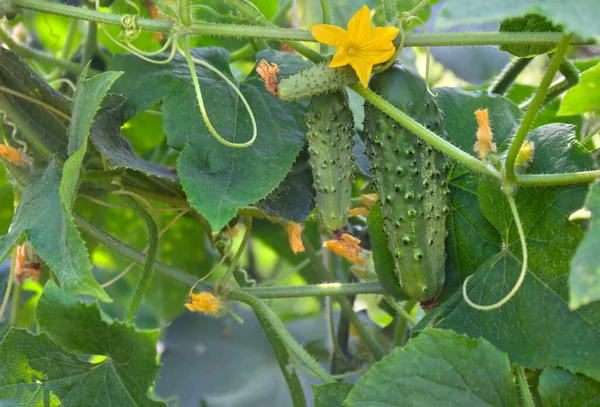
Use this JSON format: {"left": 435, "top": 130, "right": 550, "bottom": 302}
{"left": 179, "top": 0, "right": 192, "bottom": 27}
{"left": 516, "top": 366, "right": 536, "bottom": 407}
{"left": 247, "top": 282, "right": 385, "bottom": 298}
{"left": 48, "top": 18, "right": 79, "bottom": 80}
{"left": 350, "top": 84, "right": 500, "bottom": 179}
{"left": 394, "top": 300, "right": 416, "bottom": 346}
{"left": 224, "top": 0, "right": 325, "bottom": 63}
{"left": 516, "top": 171, "right": 600, "bottom": 186}
{"left": 505, "top": 34, "right": 572, "bottom": 182}
{"left": 302, "top": 235, "right": 387, "bottom": 361}
{"left": 118, "top": 196, "right": 159, "bottom": 324}
{"left": 75, "top": 212, "right": 386, "bottom": 298}
{"left": 385, "top": 296, "right": 417, "bottom": 326}
{"left": 489, "top": 57, "right": 533, "bottom": 95}
{"left": 0, "top": 247, "right": 16, "bottom": 323}
{"left": 12, "top": 0, "right": 594, "bottom": 47}
{"left": 9, "top": 284, "right": 21, "bottom": 325}
{"left": 227, "top": 290, "right": 335, "bottom": 383}
{"left": 222, "top": 218, "right": 252, "bottom": 283}
{"left": 81, "top": 20, "right": 97, "bottom": 68}
{"left": 407, "top": 0, "right": 429, "bottom": 17}
{"left": 319, "top": 0, "right": 331, "bottom": 53}
{"left": 0, "top": 27, "right": 89, "bottom": 76}
{"left": 521, "top": 58, "right": 581, "bottom": 110}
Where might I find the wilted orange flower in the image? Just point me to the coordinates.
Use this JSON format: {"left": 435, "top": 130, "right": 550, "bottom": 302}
{"left": 0, "top": 144, "right": 27, "bottom": 167}
{"left": 311, "top": 5, "right": 399, "bottom": 87}
{"left": 474, "top": 109, "right": 496, "bottom": 160}
{"left": 349, "top": 207, "right": 369, "bottom": 217}
{"left": 14, "top": 243, "right": 40, "bottom": 286}
{"left": 287, "top": 222, "right": 305, "bottom": 254}
{"left": 515, "top": 141, "right": 534, "bottom": 168}
{"left": 185, "top": 292, "right": 221, "bottom": 315}
{"left": 323, "top": 233, "right": 367, "bottom": 265}
{"left": 257, "top": 59, "right": 280, "bottom": 96}
{"left": 361, "top": 193, "right": 378, "bottom": 209}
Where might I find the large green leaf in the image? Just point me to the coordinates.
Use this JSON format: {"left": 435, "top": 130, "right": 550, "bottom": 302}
{"left": 436, "top": 88, "right": 521, "bottom": 285}
{"left": 110, "top": 49, "right": 309, "bottom": 231}
{"left": 344, "top": 328, "right": 517, "bottom": 407}
{"left": 0, "top": 283, "right": 164, "bottom": 406}
{"left": 61, "top": 70, "right": 122, "bottom": 207}
{"left": 438, "top": 0, "right": 600, "bottom": 40}
{"left": 538, "top": 368, "right": 600, "bottom": 407}
{"left": 36, "top": 282, "right": 164, "bottom": 406}
{"left": 558, "top": 63, "right": 600, "bottom": 116}
{"left": 570, "top": 182, "right": 600, "bottom": 310}
{"left": 414, "top": 123, "right": 600, "bottom": 380}
{"left": 0, "top": 160, "right": 109, "bottom": 301}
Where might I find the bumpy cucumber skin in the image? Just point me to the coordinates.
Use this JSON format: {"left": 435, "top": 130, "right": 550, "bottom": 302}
{"left": 306, "top": 91, "right": 355, "bottom": 231}
{"left": 278, "top": 63, "right": 358, "bottom": 102}
{"left": 364, "top": 64, "right": 449, "bottom": 302}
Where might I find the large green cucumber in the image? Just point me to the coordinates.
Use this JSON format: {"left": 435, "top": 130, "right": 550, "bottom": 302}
{"left": 364, "top": 64, "right": 449, "bottom": 302}
{"left": 306, "top": 91, "right": 355, "bottom": 231}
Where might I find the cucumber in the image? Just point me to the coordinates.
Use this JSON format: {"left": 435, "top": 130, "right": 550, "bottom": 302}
{"left": 364, "top": 64, "right": 449, "bottom": 302}
{"left": 306, "top": 91, "right": 355, "bottom": 231}
{"left": 278, "top": 63, "right": 358, "bottom": 102}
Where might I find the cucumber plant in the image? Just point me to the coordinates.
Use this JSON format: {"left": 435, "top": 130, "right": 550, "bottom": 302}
{"left": 0, "top": 1, "right": 599, "bottom": 406}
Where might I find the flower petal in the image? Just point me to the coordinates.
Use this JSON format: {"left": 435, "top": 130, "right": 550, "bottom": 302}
{"left": 347, "top": 5, "right": 372, "bottom": 44}
{"left": 329, "top": 47, "right": 351, "bottom": 68}
{"left": 350, "top": 57, "right": 374, "bottom": 88}
{"left": 371, "top": 26, "right": 400, "bottom": 42}
{"left": 371, "top": 47, "right": 396, "bottom": 64}
{"left": 312, "top": 24, "right": 348, "bottom": 47}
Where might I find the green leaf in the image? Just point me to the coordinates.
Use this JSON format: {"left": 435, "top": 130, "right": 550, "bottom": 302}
{"left": 35, "top": 282, "right": 165, "bottom": 406}
{"left": 438, "top": 0, "right": 600, "bottom": 40}
{"left": 367, "top": 202, "right": 407, "bottom": 300}
{"left": 60, "top": 70, "right": 121, "bottom": 285}
{"left": 499, "top": 14, "right": 562, "bottom": 57}
{"left": 414, "top": 123, "right": 600, "bottom": 381}
{"left": 257, "top": 149, "right": 316, "bottom": 222}
{"left": 538, "top": 367, "right": 600, "bottom": 407}
{"left": 0, "top": 160, "right": 109, "bottom": 301}
{"left": 570, "top": 182, "right": 600, "bottom": 309}
{"left": 558, "top": 63, "right": 600, "bottom": 116}
{"left": 345, "top": 328, "right": 517, "bottom": 407}
{"left": 111, "top": 49, "right": 309, "bottom": 231}
{"left": 0, "top": 48, "right": 69, "bottom": 163}
{"left": 435, "top": 88, "right": 520, "bottom": 285}
{"left": 313, "top": 383, "right": 353, "bottom": 407}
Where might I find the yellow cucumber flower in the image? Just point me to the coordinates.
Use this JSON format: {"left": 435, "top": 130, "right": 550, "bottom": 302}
{"left": 311, "top": 5, "right": 399, "bottom": 87}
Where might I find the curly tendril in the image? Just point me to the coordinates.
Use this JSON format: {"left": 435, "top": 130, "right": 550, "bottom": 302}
{"left": 179, "top": 39, "right": 258, "bottom": 148}
{"left": 462, "top": 186, "right": 528, "bottom": 311}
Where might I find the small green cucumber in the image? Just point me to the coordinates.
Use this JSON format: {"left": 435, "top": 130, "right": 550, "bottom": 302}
{"left": 278, "top": 63, "right": 358, "bottom": 102}
{"left": 364, "top": 64, "right": 449, "bottom": 302}
{"left": 306, "top": 90, "right": 355, "bottom": 231}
